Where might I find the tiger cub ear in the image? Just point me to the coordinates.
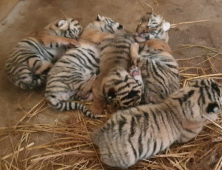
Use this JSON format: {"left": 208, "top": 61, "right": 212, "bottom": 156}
{"left": 58, "top": 20, "right": 69, "bottom": 30}
{"left": 96, "top": 14, "right": 102, "bottom": 21}
{"left": 206, "top": 102, "right": 219, "bottom": 113}
{"left": 58, "top": 20, "right": 66, "bottom": 27}
{"left": 107, "top": 87, "right": 116, "bottom": 100}
{"left": 162, "top": 22, "right": 170, "bottom": 31}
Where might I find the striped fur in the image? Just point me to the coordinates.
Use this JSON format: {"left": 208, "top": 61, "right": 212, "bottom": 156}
{"left": 130, "top": 39, "right": 179, "bottom": 104}
{"left": 91, "top": 78, "right": 222, "bottom": 168}
{"left": 45, "top": 16, "right": 124, "bottom": 118}
{"left": 45, "top": 40, "right": 100, "bottom": 118}
{"left": 135, "top": 13, "right": 170, "bottom": 42}
{"left": 5, "top": 18, "right": 82, "bottom": 89}
{"left": 104, "top": 66, "right": 143, "bottom": 109}
{"left": 89, "top": 32, "right": 143, "bottom": 115}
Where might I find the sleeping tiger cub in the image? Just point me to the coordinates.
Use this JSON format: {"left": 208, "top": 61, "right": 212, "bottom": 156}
{"left": 92, "top": 78, "right": 222, "bottom": 168}
{"left": 135, "top": 13, "right": 170, "bottom": 42}
{"left": 89, "top": 32, "right": 143, "bottom": 115}
{"left": 80, "top": 14, "right": 123, "bottom": 43}
{"left": 45, "top": 15, "right": 124, "bottom": 118}
{"left": 130, "top": 39, "right": 179, "bottom": 104}
{"left": 5, "top": 18, "right": 82, "bottom": 89}
{"left": 45, "top": 39, "right": 99, "bottom": 118}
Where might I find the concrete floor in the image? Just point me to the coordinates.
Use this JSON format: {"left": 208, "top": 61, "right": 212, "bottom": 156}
{"left": 1, "top": 0, "right": 222, "bottom": 168}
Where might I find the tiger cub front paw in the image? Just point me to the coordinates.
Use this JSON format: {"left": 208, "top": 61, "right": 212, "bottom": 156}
{"left": 68, "top": 39, "right": 81, "bottom": 48}
{"left": 129, "top": 65, "right": 143, "bottom": 87}
{"left": 130, "top": 42, "right": 142, "bottom": 68}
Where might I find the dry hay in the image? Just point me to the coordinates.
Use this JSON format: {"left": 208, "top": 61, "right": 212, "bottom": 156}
{"left": 1, "top": 44, "right": 222, "bottom": 170}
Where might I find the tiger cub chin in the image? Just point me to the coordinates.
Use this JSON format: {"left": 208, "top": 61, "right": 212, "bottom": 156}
{"left": 45, "top": 15, "right": 125, "bottom": 118}
{"left": 89, "top": 32, "right": 143, "bottom": 115}
{"left": 91, "top": 78, "right": 222, "bottom": 168}
{"left": 130, "top": 39, "right": 179, "bottom": 104}
{"left": 135, "top": 12, "right": 170, "bottom": 42}
{"left": 5, "top": 18, "right": 82, "bottom": 90}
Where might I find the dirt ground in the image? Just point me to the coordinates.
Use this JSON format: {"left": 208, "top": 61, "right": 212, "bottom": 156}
{"left": 1, "top": 0, "right": 222, "bottom": 169}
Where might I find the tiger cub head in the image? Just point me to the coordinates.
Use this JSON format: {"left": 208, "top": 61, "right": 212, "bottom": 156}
{"left": 48, "top": 18, "right": 83, "bottom": 39}
{"left": 135, "top": 13, "right": 170, "bottom": 42}
{"left": 138, "top": 39, "right": 172, "bottom": 55}
{"left": 91, "top": 14, "right": 124, "bottom": 33}
{"left": 186, "top": 79, "right": 222, "bottom": 121}
{"left": 104, "top": 67, "right": 143, "bottom": 110}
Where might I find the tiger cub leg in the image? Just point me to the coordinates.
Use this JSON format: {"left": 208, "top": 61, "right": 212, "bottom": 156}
{"left": 39, "top": 35, "right": 80, "bottom": 47}
{"left": 77, "top": 74, "right": 97, "bottom": 98}
{"left": 35, "top": 60, "right": 53, "bottom": 75}
{"left": 130, "top": 42, "right": 143, "bottom": 68}
{"left": 89, "top": 74, "right": 107, "bottom": 115}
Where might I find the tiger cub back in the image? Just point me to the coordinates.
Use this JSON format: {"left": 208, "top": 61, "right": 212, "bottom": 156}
{"left": 5, "top": 18, "right": 82, "bottom": 89}
{"left": 135, "top": 13, "right": 170, "bottom": 42}
{"left": 91, "top": 78, "right": 222, "bottom": 168}
{"left": 130, "top": 39, "right": 179, "bottom": 104}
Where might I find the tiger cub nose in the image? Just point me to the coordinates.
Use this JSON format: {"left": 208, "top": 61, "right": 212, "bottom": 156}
{"left": 117, "top": 25, "right": 123, "bottom": 30}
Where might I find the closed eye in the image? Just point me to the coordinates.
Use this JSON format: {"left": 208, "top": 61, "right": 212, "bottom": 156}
{"left": 50, "top": 95, "right": 56, "bottom": 98}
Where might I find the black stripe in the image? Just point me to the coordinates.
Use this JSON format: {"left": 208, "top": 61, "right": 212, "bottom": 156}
{"left": 150, "top": 109, "right": 160, "bottom": 131}
{"left": 118, "top": 116, "right": 126, "bottom": 136}
{"left": 138, "top": 133, "right": 143, "bottom": 157}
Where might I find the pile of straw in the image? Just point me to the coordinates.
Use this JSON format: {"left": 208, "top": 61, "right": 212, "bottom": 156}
{"left": 1, "top": 44, "right": 222, "bottom": 170}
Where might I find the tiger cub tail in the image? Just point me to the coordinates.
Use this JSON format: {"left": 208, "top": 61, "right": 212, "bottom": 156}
{"left": 49, "top": 101, "right": 99, "bottom": 119}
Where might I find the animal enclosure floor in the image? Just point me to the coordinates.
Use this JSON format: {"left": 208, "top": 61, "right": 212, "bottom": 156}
{"left": 1, "top": 0, "right": 222, "bottom": 169}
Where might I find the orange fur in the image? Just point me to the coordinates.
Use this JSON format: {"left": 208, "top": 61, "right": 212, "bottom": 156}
{"left": 139, "top": 39, "right": 172, "bottom": 53}
{"left": 80, "top": 29, "right": 114, "bottom": 44}
{"left": 90, "top": 32, "right": 134, "bottom": 115}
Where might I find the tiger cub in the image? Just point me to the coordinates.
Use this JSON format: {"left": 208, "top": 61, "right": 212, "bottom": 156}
{"left": 45, "top": 16, "right": 124, "bottom": 118}
{"left": 89, "top": 32, "right": 143, "bottom": 115}
{"left": 80, "top": 14, "right": 123, "bottom": 43}
{"left": 130, "top": 39, "right": 179, "bottom": 104}
{"left": 5, "top": 18, "right": 82, "bottom": 89}
{"left": 135, "top": 13, "right": 170, "bottom": 42}
{"left": 91, "top": 78, "right": 222, "bottom": 168}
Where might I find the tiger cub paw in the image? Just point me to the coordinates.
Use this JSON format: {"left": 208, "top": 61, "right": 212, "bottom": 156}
{"left": 130, "top": 43, "right": 142, "bottom": 68}
{"left": 129, "top": 65, "right": 143, "bottom": 87}
{"left": 68, "top": 39, "right": 81, "bottom": 48}
{"left": 89, "top": 104, "right": 104, "bottom": 115}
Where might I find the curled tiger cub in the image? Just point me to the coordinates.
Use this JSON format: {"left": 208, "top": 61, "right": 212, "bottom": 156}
{"left": 91, "top": 78, "right": 222, "bottom": 168}
{"left": 89, "top": 32, "right": 143, "bottom": 115}
{"left": 5, "top": 18, "right": 82, "bottom": 89}
{"left": 45, "top": 39, "right": 100, "bottom": 118}
{"left": 130, "top": 39, "right": 179, "bottom": 104}
{"left": 135, "top": 13, "right": 170, "bottom": 42}
{"left": 45, "top": 15, "right": 124, "bottom": 118}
